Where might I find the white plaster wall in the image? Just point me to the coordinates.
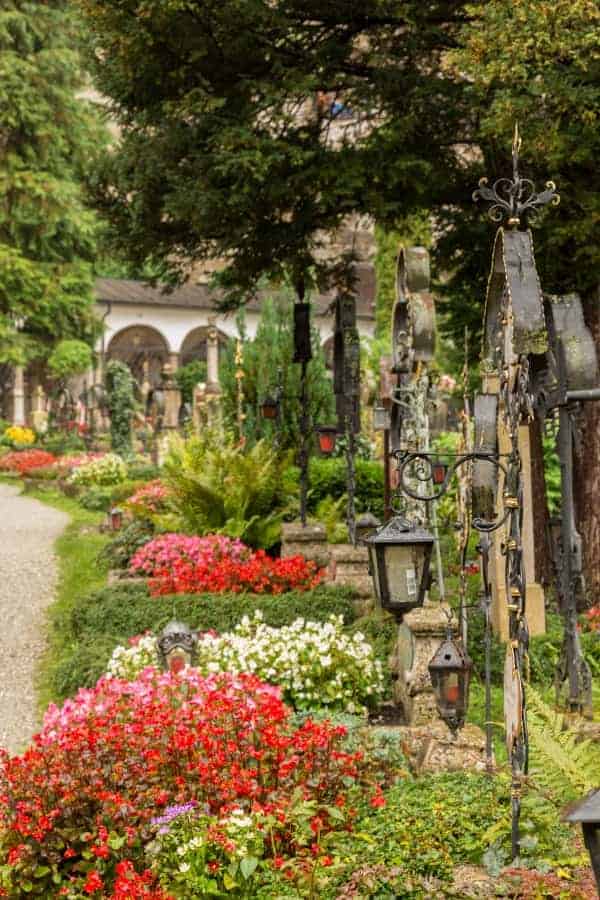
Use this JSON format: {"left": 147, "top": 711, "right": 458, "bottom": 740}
{"left": 95, "top": 302, "right": 374, "bottom": 355}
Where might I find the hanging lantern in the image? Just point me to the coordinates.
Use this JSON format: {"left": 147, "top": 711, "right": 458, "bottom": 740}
{"left": 563, "top": 791, "right": 600, "bottom": 892}
{"left": 373, "top": 400, "right": 391, "bottom": 432}
{"left": 428, "top": 626, "right": 473, "bottom": 733}
{"left": 432, "top": 462, "right": 448, "bottom": 485}
{"left": 315, "top": 425, "right": 337, "bottom": 455}
{"left": 260, "top": 395, "right": 280, "bottom": 420}
{"left": 364, "top": 516, "right": 434, "bottom": 617}
{"left": 157, "top": 621, "right": 198, "bottom": 674}
{"left": 355, "top": 512, "right": 381, "bottom": 543}
{"left": 109, "top": 507, "right": 123, "bottom": 531}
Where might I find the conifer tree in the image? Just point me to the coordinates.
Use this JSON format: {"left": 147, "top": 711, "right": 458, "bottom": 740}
{"left": 0, "top": 1, "right": 101, "bottom": 365}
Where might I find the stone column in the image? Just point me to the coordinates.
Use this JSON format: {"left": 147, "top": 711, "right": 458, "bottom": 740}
{"left": 205, "top": 317, "right": 222, "bottom": 426}
{"left": 396, "top": 602, "right": 452, "bottom": 725}
{"left": 206, "top": 316, "right": 220, "bottom": 390}
{"left": 31, "top": 385, "right": 48, "bottom": 434}
{"left": 12, "top": 366, "right": 26, "bottom": 426}
{"left": 281, "top": 522, "right": 330, "bottom": 568}
{"left": 161, "top": 364, "right": 181, "bottom": 431}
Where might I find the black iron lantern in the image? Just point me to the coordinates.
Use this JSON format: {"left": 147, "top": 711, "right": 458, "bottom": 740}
{"left": 315, "top": 425, "right": 338, "bottom": 455}
{"left": 364, "top": 516, "right": 434, "bottom": 617}
{"left": 355, "top": 512, "right": 381, "bottom": 543}
{"left": 428, "top": 626, "right": 473, "bottom": 733}
{"left": 563, "top": 790, "right": 600, "bottom": 892}
{"left": 373, "top": 399, "right": 391, "bottom": 432}
{"left": 157, "top": 621, "right": 198, "bottom": 674}
{"left": 260, "top": 395, "right": 280, "bottom": 420}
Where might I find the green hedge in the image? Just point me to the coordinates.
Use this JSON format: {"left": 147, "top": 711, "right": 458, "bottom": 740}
{"left": 51, "top": 583, "right": 361, "bottom": 700}
{"left": 306, "top": 457, "right": 385, "bottom": 519}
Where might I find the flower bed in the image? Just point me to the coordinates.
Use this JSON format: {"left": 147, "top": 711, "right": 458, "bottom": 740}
{"left": 107, "top": 612, "right": 384, "bottom": 713}
{"left": 0, "top": 449, "right": 56, "bottom": 475}
{"left": 130, "top": 533, "right": 323, "bottom": 595}
{"left": 124, "top": 479, "right": 171, "bottom": 518}
{"left": 69, "top": 453, "right": 127, "bottom": 487}
{"left": 0, "top": 670, "right": 367, "bottom": 898}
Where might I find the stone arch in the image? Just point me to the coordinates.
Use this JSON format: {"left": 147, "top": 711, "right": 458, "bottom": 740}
{"left": 179, "top": 326, "right": 229, "bottom": 368}
{"left": 107, "top": 324, "right": 170, "bottom": 388}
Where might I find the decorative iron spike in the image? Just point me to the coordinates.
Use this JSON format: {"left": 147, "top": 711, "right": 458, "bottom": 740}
{"left": 473, "top": 124, "right": 560, "bottom": 228}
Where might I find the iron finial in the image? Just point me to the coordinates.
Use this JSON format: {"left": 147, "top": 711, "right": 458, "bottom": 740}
{"left": 473, "top": 124, "right": 560, "bottom": 229}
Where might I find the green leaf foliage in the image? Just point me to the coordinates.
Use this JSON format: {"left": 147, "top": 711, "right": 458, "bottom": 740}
{"left": 437, "top": 0, "right": 600, "bottom": 355}
{"left": 105, "top": 359, "right": 136, "bottom": 456}
{"left": 47, "top": 339, "right": 93, "bottom": 380}
{"left": 161, "top": 431, "right": 297, "bottom": 549}
{"left": 305, "top": 457, "right": 385, "bottom": 520}
{"left": 526, "top": 685, "right": 600, "bottom": 804}
{"left": 76, "top": 0, "right": 470, "bottom": 305}
{"left": 219, "top": 295, "right": 334, "bottom": 451}
{"left": 0, "top": 1, "right": 102, "bottom": 364}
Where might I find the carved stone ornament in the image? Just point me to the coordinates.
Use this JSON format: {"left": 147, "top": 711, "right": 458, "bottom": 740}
{"left": 156, "top": 620, "right": 198, "bottom": 673}
{"left": 391, "top": 246, "right": 436, "bottom": 374}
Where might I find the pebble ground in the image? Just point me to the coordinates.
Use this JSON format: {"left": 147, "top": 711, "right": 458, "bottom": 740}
{"left": 0, "top": 483, "right": 68, "bottom": 755}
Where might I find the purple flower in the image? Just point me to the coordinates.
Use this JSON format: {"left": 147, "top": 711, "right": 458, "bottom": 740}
{"left": 151, "top": 800, "right": 199, "bottom": 833}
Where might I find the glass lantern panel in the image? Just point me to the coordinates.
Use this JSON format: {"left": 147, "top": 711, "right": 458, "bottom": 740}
{"left": 368, "top": 546, "right": 382, "bottom": 603}
{"left": 443, "top": 672, "right": 460, "bottom": 704}
{"left": 384, "top": 544, "right": 420, "bottom": 604}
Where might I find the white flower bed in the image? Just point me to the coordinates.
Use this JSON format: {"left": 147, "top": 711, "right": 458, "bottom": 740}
{"left": 106, "top": 612, "right": 384, "bottom": 714}
{"left": 69, "top": 452, "right": 127, "bottom": 486}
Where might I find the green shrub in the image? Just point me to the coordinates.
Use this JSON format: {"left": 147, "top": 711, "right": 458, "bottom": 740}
{"left": 305, "top": 457, "right": 385, "bottom": 519}
{"left": 47, "top": 339, "right": 93, "bottom": 379}
{"left": 109, "top": 478, "right": 147, "bottom": 504}
{"left": 175, "top": 359, "right": 208, "bottom": 406}
{"left": 51, "top": 583, "right": 359, "bottom": 700}
{"left": 78, "top": 486, "right": 113, "bottom": 511}
{"left": 98, "top": 519, "right": 156, "bottom": 570}
{"left": 126, "top": 460, "right": 160, "bottom": 481}
{"left": 42, "top": 430, "right": 86, "bottom": 455}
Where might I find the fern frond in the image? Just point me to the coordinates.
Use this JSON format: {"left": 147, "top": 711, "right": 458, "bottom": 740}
{"left": 527, "top": 685, "right": 600, "bottom": 804}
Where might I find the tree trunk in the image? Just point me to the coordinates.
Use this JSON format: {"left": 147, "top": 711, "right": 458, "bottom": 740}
{"left": 574, "top": 286, "right": 600, "bottom": 609}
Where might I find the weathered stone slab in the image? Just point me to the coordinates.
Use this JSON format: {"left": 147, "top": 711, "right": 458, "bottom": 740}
{"left": 281, "top": 522, "right": 330, "bottom": 568}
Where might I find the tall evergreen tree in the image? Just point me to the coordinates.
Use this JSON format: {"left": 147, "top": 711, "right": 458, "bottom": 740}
{"left": 77, "top": 0, "right": 470, "bottom": 307}
{"left": 0, "top": 1, "right": 101, "bottom": 365}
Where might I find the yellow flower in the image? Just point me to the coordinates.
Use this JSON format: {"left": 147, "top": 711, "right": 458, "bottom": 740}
{"left": 5, "top": 426, "right": 35, "bottom": 446}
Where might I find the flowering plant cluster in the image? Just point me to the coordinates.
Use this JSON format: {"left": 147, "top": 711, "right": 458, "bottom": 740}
{"left": 130, "top": 533, "right": 323, "bottom": 595}
{"left": 129, "top": 533, "right": 251, "bottom": 576}
{"left": 106, "top": 612, "right": 384, "bottom": 713}
{"left": 0, "top": 670, "right": 368, "bottom": 898}
{"left": 54, "top": 452, "right": 105, "bottom": 473}
{"left": 584, "top": 605, "right": 600, "bottom": 632}
{"left": 0, "top": 449, "right": 56, "bottom": 475}
{"left": 2, "top": 425, "right": 35, "bottom": 447}
{"left": 68, "top": 452, "right": 127, "bottom": 487}
{"left": 125, "top": 480, "right": 172, "bottom": 519}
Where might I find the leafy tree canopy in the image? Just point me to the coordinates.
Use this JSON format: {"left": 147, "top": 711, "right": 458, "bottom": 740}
{"left": 78, "top": 0, "right": 470, "bottom": 308}
{"left": 436, "top": 0, "right": 600, "bottom": 357}
{"left": 0, "top": 1, "right": 103, "bottom": 365}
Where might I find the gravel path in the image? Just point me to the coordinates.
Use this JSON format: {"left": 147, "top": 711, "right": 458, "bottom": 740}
{"left": 0, "top": 483, "right": 69, "bottom": 755}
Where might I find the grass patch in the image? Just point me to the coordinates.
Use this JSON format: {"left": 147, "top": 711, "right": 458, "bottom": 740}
{"left": 30, "top": 486, "right": 110, "bottom": 712}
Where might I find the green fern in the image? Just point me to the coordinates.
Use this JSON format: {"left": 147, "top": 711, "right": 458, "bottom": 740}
{"left": 161, "top": 431, "right": 295, "bottom": 548}
{"left": 526, "top": 685, "right": 600, "bottom": 804}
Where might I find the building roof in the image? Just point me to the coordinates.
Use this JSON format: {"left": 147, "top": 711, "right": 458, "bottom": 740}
{"left": 94, "top": 264, "right": 376, "bottom": 320}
